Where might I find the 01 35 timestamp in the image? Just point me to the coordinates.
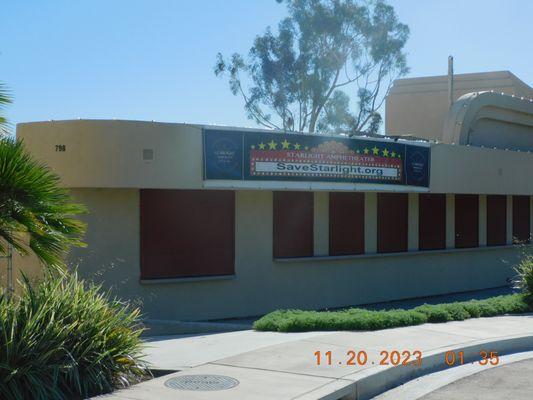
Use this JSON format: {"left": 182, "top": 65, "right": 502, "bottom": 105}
{"left": 444, "top": 350, "right": 499, "bottom": 366}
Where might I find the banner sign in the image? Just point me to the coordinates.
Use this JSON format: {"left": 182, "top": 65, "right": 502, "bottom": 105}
{"left": 203, "top": 129, "right": 430, "bottom": 187}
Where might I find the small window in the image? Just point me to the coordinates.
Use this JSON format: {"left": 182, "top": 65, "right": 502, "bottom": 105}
{"left": 513, "top": 196, "right": 530, "bottom": 244}
{"left": 273, "top": 191, "right": 314, "bottom": 258}
{"left": 140, "top": 189, "right": 235, "bottom": 279}
{"left": 329, "top": 192, "right": 364, "bottom": 256}
{"left": 455, "top": 194, "right": 479, "bottom": 248}
{"left": 419, "top": 194, "right": 446, "bottom": 250}
{"left": 377, "top": 193, "right": 408, "bottom": 253}
{"left": 487, "top": 195, "right": 507, "bottom": 246}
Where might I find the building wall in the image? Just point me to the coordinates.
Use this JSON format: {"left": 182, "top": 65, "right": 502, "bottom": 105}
{"left": 431, "top": 144, "right": 533, "bottom": 195}
{"left": 17, "top": 120, "right": 533, "bottom": 195}
{"left": 14, "top": 119, "right": 533, "bottom": 320}
{"left": 386, "top": 71, "right": 533, "bottom": 141}
{"left": 17, "top": 120, "right": 204, "bottom": 189}
{"left": 66, "top": 188, "right": 522, "bottom": 321}
{"left": 0, "top": 245, "right": 41, "bottom": 295}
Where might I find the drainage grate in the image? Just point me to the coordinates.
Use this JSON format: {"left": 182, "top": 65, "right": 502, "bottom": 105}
{"left": 164, "top": 375, "right": 239, "bottom": 391}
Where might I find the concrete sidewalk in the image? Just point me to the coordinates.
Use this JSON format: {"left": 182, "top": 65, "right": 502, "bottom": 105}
{"left": 98, "top": 314, "right": 533, "bottom": 400}
{"left": 143, "top": 330, "right": 332, "bottom": 370}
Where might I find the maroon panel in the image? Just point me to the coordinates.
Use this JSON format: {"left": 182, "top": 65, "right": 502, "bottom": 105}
{"left": 418, "top": 194, "right": 446, "bottom": 250}
{"left": 487, "top": 195, "right": 507, "bottom": 246}
{"left": 140, "top": 190, "right": 235, "bottom": 279}
{"left": 273, "top": 191, "right": 314, "bottom": 258}
{"left": 455, "top": 194, "right": 479, "bottom": 248}
{"left": 329, "top": 192, "right": 365, "bottom": 256}
{"left": 513, "top": 195, "right": 531, "bottom": 244}
{"left": 377, "top": 193, "right": 408, "bottom": 253}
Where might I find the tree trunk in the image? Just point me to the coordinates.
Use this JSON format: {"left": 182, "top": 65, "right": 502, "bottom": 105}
{"left": 308, "top": 109, "right": 318, "bottom": 133}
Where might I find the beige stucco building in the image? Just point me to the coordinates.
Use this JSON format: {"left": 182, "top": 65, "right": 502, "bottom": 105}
{"left": 10, "top": 71, "right": 533, "bottom": 321}
{"left": 386, "top": 70, "right": 533, "bottom": 143}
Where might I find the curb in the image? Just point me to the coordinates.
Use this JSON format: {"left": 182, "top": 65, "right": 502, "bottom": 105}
{"left": 298, "top": 333, "right": 533, "bottom": 400}
{"left": 141, "top": 319, "right": 250, "bottom": 336}
{"left": 372, "top": 350, "right": 533, "bottom": 399}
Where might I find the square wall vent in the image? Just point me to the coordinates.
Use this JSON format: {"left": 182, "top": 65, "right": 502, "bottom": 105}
{"left": 143, "top": 148, "right": 154, "bottom": 162}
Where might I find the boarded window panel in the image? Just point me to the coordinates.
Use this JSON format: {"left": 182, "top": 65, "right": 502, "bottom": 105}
{"left": 513, "top": 195, "right": 531, "bottom": 244}
{"left": 419, "top": 194, "right": 446, "bottom": 250}
{"left": 455, "top": 194, "right": 479, "bottom": 248}
{"left": 273, "top": 192, "right": 314, "bottom": 258}
{"left": 140, "top": 189, "right": 235, "bottom": 279}
{"left": 487, "top": 195, "right": 507, "bottom": 246}
{"left": 329, "top": 192, "right": 365, "bottom": 255}
{"left": 377, "top": 193, "right": 408, "bottom": 253}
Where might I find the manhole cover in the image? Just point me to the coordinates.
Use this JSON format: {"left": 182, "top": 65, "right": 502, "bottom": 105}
{"left": 164, "top": 375, "right": 239, "bottom": 391}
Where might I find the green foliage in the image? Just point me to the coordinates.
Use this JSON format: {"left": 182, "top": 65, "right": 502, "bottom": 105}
{"left": 253, "top": 294, "right": 530, "bottom": 332}
{"left": 412, "top": 304, "right": 452, "bottom": 323}
{"left": 514, "top": 253, "right": 533, "bottom": 304}
{"left": 254, "top": 308, "right": 426, "bottom": 332}
{"left": 215, "top": 0, "right": 409, "bottom": 134}
{"left": 0, "top": 272, "right": 148, "bottom": 400}
{"left": 0, "top": 82, "right": 11, "bottom": 135}
{"left": 0, "top": 137, "right": 86, "bottom": 269}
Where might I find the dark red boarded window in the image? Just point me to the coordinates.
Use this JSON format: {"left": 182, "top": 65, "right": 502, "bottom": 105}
{"left": 487, "top": 195, "right": 507, "bottom": 246}
{"left": 513, "top": 195, "right": 530, "bottom": 244}
{"left": 419, "top": 194, "right": 446, "bottom": 250}
{"left": 273, "top": 191, "right": 313, "bottom": 258}
{"left": 377, "top": 193, "right": 408, "bottom": 253}
{"left": 455, "top": 194, "right": 479, "bottom": 248}
{"left": 329, "top": 192, "right": 365, "bottom": 256}
{"left": 140, "top": 189, "right": 235, "bottom": 279}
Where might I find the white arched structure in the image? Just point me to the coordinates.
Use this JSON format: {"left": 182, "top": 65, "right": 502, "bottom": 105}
{"left": 443, "top": 91, "right": 533, "bottom": 150}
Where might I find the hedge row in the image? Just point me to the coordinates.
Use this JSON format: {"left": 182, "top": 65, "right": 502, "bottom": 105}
{"left": 253, "top": 294, "right": 530, "bottom": 332}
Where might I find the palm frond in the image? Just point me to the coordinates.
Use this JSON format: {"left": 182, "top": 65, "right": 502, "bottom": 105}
{"left": 0, "top": 137, "right": 87, "bottom": 270}
{"left": 0, "top": 82, "right": 12, "bottom": 135}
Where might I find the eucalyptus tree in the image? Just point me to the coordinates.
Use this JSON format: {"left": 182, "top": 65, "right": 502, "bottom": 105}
{"left": 215, "top": 0, "right": 409, "bottom": 135}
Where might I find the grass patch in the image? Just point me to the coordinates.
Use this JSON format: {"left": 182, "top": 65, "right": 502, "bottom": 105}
{"left": 253, "top": 294, "right": 531, "bottom": 332}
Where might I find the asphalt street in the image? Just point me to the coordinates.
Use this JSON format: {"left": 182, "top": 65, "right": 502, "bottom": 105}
{"left": 421, "top": 358, "right": 533, "bottom": 400}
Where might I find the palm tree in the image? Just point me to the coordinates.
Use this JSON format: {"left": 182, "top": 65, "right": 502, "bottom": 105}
{"left": 0, "top": 83, "right": 86, "bottom": 271}
{"left": 0, "top": 137, "right": 87, "bottom": 270}
{"left": 0, "top": 82, "right": 11, "bottom": 135}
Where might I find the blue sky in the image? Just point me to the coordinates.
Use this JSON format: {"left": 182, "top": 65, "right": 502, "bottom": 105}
{"left": 1, "top": 0, "right": 532, "bottom": 131}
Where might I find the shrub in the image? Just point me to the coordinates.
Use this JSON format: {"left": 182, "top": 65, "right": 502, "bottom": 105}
{"left": 0, "top": 272, "right": 148, "bottom": 400}
{"left": 514, "top": 254, "right": 533, "bottom": 304}
{"left": 253, "top": 308, "right": 428, "bottom": 332}
{"left": 461, "top": 301, "right": 482, "bottom": 318}
{"left": 253, "top": 294, "right": 530, "bottom": 332}
{"left": 413, "top": 304, "right": 451, "bottom": 322}
{"left": 413, "top": 302, "right": 472, "bottom": 322}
